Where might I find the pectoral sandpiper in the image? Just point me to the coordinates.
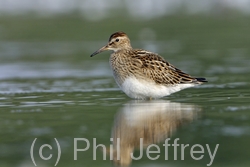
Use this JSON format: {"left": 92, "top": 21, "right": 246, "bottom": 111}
{"left": 90, "top": 32, "right": 207, "bottom": 99}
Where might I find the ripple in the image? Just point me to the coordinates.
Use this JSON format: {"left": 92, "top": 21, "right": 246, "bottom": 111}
{"left": 11, "top": 108, "right": 42, "bottom": 113}
{"left": 0, "top": 62, "right": 111, "bottom": 80}
{"left": 221, "top": 126, "right": 250, "bottom": 137}
{"left": 0, "top": 78, "right": 118, "bottom": 94}
{"left": 200, "top": 82, "right": 249, "bottom": 89}
{"left": 29, "top": 127, "right": 53, "bottom": 136}
{"left": 225, "top": 106, "right": 250, "bottom": 112}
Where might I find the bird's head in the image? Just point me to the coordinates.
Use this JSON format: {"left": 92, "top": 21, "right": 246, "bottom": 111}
{"left": 90, "top": 32, "right": 132, "bottom": 57}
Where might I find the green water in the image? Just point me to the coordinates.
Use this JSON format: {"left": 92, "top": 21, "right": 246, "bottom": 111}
{"left": 0, "top": 15, "right": 250, "bottom": 167}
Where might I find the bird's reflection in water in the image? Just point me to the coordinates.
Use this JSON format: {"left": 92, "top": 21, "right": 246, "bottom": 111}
{"left": 107, "top": 100, "right": 201, "bottom": 166}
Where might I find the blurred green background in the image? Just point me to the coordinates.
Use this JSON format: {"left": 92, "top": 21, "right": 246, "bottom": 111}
{"left": 0, "top": 1, "right": 250, "bottom": 167}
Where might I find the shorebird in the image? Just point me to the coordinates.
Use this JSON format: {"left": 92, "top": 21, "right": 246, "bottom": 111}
{"left": 90, "top": 32, "right": 207, "bottom": 99}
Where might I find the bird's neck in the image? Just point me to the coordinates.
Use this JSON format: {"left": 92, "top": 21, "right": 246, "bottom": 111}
{"left": 113, "top": 46, "right": 133, "bottom": 54}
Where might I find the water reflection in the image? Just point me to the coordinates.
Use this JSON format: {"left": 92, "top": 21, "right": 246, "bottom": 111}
{"left": 108, "top": 100, "right": 201, "bottom": 166}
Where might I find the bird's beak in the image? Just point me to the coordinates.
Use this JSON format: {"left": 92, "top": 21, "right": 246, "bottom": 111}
{"left": 90, "top": 44, "right": 109, "bottom": 57}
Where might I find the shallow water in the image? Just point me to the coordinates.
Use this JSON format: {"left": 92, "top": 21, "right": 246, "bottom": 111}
{"left": 1, "top": 17, "right": 250, "bottom": 167}
{"left": 1, "top": 42, "right": 249, "bottom": 167}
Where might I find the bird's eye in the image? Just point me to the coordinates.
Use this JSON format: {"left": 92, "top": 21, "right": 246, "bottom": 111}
{"left": 115, "top": 38, "right": 119, "bottom": 42}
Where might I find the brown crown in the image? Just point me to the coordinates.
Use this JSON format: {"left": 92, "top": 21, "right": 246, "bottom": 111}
{"left": 109, "top": 32, "right": 127, "bottom": 41}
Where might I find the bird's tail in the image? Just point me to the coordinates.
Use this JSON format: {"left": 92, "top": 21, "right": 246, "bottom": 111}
{"left": 195, "top": 77, "right": 207, "bottom": 83}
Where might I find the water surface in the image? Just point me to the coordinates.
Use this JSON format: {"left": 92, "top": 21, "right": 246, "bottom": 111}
{"left": 0, "top": 16, "right": 250, "bottom": 167}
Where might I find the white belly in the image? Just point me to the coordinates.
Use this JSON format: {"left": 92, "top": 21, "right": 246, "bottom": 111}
{"left": 119, "top": 76, "right": 194, "bottom": 99}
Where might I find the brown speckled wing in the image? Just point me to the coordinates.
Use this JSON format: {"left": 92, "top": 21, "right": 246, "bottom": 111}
{"left": 132, "top": 49, "right": 203, "bottom": 85}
